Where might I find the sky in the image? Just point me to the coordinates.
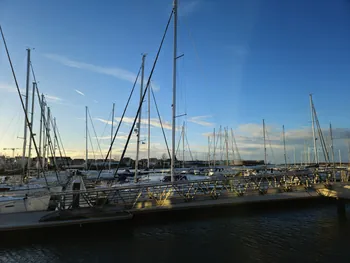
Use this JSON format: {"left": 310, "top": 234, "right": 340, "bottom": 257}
{"left": 1, "top": 0, "right": 350, "bottom": 164}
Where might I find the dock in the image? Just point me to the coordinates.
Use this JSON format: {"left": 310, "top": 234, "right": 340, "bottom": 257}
{"left": 0, "top": 173, "right": 349, "bottom": 231}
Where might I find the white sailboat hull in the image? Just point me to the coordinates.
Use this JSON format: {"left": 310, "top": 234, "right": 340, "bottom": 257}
{"left": 0, "top": 195, "right": 50, "bottom": 214}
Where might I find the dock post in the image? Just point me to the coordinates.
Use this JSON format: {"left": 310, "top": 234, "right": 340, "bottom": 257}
{"left": 337, "top": 198, "right": 346, "bottom": 220}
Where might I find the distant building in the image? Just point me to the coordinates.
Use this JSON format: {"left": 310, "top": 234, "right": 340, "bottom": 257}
{"left": 48, "top": 157, "right": 72, "bottom": 167}
{"left": 120, "top": 157, "right": 134, "bottom": 167}
{"left": 72, "top": 159, "right": 85, "bottom": 165}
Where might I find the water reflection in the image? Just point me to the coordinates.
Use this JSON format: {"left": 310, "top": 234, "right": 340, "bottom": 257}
{"left": 1, "top": 201, "right": 350, "bottom": 263}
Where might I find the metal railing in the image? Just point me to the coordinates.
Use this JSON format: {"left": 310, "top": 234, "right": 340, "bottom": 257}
{"left": 49, "top": 169, "right": 350, "bottom": 211}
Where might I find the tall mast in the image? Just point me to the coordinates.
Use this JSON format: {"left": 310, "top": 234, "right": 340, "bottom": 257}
{"left": 182, "top": 122, "right": 185, "bottom": 168}
{"left": 293, "top": 146, "right": 296, "bottom": 166}
{"left": 263, "top": 119, "right": 267, "bottom": 170}
{"left": 213, "top": 128, "right": 216, "bottom": 168}
{"left": 339, "top": 149, "right": 342, "bottom": 167}
{"left": 307, "top": 146, "right": 310, "bottom": 165}
{"left": 135, "top": 54, "right": 146, "bottom": 182}
{"left": 53, "top": 117, "right": 57, "bottom": 167}
{"left": 309, "top": 94, "right": 318, "bottom": 164}
{"left": 85, "top": 106, "right": 88, "bottom": 170}
{"left": 110, "top": 103, "right": 115, "bottom": 171}
{"left": 348, "top": 140, "right": 350, "bottom": 168}
{"left": 147, "top": 74, "right": 151, "bottom": 169}
{"left": 282, "top": 125, "right": 287, "bottom": 170}
{"left": 42, "top": 96, "right": 47, "bottom": 169}
{"left": 219, "top": 125, "right": 223, "bottom": 165}
{"left": 225, "top": 128, "right": 229, "bottom": 166}
{"left": 207, "top": 136, "right": 211, "bottom": 167}
{"left": 171, "top": 0, "right": 178, "bottom": 182}
{"left": 330, "top": 123, "right": 335, "bottom": 169}
{"left": 27, "top": 81, "right": 36, "bottom": 173}
{"left": 38, "top": 93, "right": 44, "bottom": 177}
{"left": 230, "top": 128, "right": 236, "bottom": 165}
{"left": 304, "top": 142, "right": 307, "bottom": 166}
{"left": 46, "top": 107, "right": 51, "bottom": 169}
{"left": 22, "top": 48, "right": 31, "bottom": 179}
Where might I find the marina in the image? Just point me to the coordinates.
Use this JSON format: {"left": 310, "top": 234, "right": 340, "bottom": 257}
{"left": 0, "top": 0, "right": 349, "bottom": 254}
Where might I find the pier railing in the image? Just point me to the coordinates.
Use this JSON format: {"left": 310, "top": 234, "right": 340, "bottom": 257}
{"left": 50, "top": 170, "right": 349, "bottom": 211}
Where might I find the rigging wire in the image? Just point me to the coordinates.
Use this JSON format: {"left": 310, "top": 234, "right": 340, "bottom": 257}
{"left": 87, "top": 108, "right": 104, "bottom": 159}
{"left": 87, "top": 128, "right": 97, "bottom": 170}
{"left": 113, "top": 10, "right": 174, "bottom": 178}
{"left": 30, "top": 61, "right": 69, "bottom": 167}
{"left": 96, "top": 66, "right": 142, "bottom": 180}
{"left": 49, "top": 117, "right": 67, "bottom": 168}
{"left": 151, "top": 84, "right": 171, "bottom": 159}
{"left": 184, "top": 128, "right": 194, "bottom": 161}
{"left": 32, "top": 68, "right": 61, "bottom": 180}
{"left": 265, "top": 129, "right": 276, "bottom": 164}
{"left": 100, "top": 110, "right": 113, "bottom": 138}
{"left": 0, "top": 25, "right": 49, "bottom": 187}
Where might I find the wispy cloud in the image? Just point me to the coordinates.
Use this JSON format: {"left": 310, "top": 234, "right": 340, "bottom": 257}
{"left": 45, "top": 94, "right": 63, "bottom": 102}
{"left": 0, "top": 82, "right": 24, "bottom": 94}
{"left": 45, "top": 53, "right": 160, "bottom": 91}
{"left": 188, "top": 115, "right": 214, "bottom": 127}
{"left": 180, "top": 1, "right": 200, "bottom": 16}
{"left": 229, "top": 45, "right": 250, "bottom": 57}
{"left": 74, "top": 89, "right": 85, "bottom": 96}
{"left": 95, "top": 116, "right": 181, "bottom": 131}
{"left": 0, "top": 83, "right": 63, "bottom": 104}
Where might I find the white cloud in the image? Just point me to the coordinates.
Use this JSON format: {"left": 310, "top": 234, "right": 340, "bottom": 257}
{"left": 74, "top": 89, "right": 85, "bottom": 96}
{"left": 188, "top": 115, "right": 214, "bottom": 127}
{"left": 45, "top": 53, "right": 160, "bottom": 91}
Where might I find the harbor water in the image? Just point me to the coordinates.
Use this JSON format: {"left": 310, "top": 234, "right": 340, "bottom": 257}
{"left": 1, "top": 200, "right": 350, "bottom": 263}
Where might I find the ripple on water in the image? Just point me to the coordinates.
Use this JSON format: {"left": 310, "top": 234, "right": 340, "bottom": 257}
{"left": 1, "top": 204, "right": 350, "bottom": 263}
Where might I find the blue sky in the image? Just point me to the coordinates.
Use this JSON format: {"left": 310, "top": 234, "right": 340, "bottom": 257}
{"left": 1, "top": 0, "right": 350, "bottom": 163}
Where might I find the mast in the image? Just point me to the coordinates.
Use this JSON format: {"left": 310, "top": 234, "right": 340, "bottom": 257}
{"left": 219, "top": 126, "right": 222, "bottom": 165}
{"left": 282, "top": 125, "right": 287, "bottom": 170}
{"left": 330, "top": 123, "right": 335, "bottom": 169}
{"left": 27, "top": 81, "right": 36, "bottom": 173}
{"left": 53, "top": 117, "right": 57, "bottom": 167}
{"left": 348, "top": 140, "right": 350, "bottom": 168}
{"left": 293, "top": 146, "right": 296, "bottom": 167}
{"left": 307, "top": 146, "right": 310, "bottom": 165}
{"left": 135, "top": 54, "right": 146, "bottom": 182}
{"left": 225, "top": 127, "right": 229, "bottom": 166}
{"left": 42, "top": 96, "right": 47, "bottom": 169}
{"left": 207, "top": 136, "right": 210, "bottom": 167}
{"left": 110, "top": 103, "right": 115, "bottom": 171}
{"left": 22, "top": 48, "right": 31, "bottom": 179}
{"left": 339, "top": 149, "right": 342, "bottom": 167}
{"left": 213, "top": 128, "right": 216, "bottom": 168}
{"left": 38, "top": 93, "right": 44, "bottom": 177}
{"left": 309, "top": 94, "right": 318, "bottom": 164}
{"left": 147, "top": 74, "right": 151, "bottom": 169}
{"left": 171, "top": 0, "right": 178, "bottom": 182}
{"left": 46, "top": 107, "right": 51, "bottom": 169}
{"left": 263, "top": 119, "right": 267, "bottom": 170}
{"left": 85, "top": 106, "right": 88, "bottom": 170}
{"left": 182, "top": 122, "right": 185, "bottom": 168}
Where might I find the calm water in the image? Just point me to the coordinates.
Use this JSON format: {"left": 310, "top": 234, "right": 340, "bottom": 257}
{"left": 1, "top": 201, "right": 350, "bottom": 263}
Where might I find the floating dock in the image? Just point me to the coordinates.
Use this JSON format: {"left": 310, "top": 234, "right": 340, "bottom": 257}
{"left": 0, "top": 174, "right": 348, "bottom": 232}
